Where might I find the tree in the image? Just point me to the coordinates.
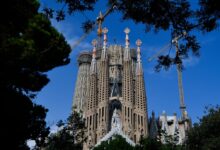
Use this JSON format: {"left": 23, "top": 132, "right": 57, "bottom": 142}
{"left": 93, "top": 135, "right": 183, "bottom": 150}
{"left": 45, "top": 0, "right": 220, "bottom": 70}
{"left": 0, "top": 0, "right": 71, "bottom": 149}
{"left": 186, "top": 105, "right": 220, "bottom": 150}
{"left": 93, "top": 135, "right": 134, "bottom": 150}
{"left": 135, "top": 137, "right": 164, "bottom": 150}
{"left": 44, "top": 110, "right": 86, "bottom": 150}
{"left": 136, "top": 136, "right": 183, "bottom": 150}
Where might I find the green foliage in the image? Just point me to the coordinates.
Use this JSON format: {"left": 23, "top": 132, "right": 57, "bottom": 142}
{"left": 135, "top": 137, "right": 164, "bottom": 150}
{"left": 0, "top": 0, "right": 71, "bottom": 149}
{"left": 47, "top": 0, "right": 220, "bottom": 70}
{"left": 43, "top": 0, "right": 96, "bottom": 21}
{"left": 136, "top": 136, "right": 183, "bottom": 150}
{"left": 2, "top": 88, "right": 50, "bottom": 150}
{"left": 93, "top": 135, "right": 134, "bottom": 150}
{"left": 93, "top": 135, "right": 184, "bottom": 150}
{"left": 186, "top": 105, "right": 220, "bottom": 150}
{"left": 159, "top": 129, "right": 180, "bottom": 147}
{"left": 44, "top": 111, "right": 86, "bottom": 150}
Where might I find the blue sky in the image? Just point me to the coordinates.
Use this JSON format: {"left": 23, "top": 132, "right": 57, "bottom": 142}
{"left": 37, "top": 0, "right": 220, "bottom": 126}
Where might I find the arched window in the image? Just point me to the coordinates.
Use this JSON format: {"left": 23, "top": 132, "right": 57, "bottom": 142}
{"left": 125, "top": 106, "right": 126, "bottom": 116}
{"left": 141, "top": 116, "right": 143, "bottom": 126}
{"left": 128, "top": 107, "right": 130, "bottom": 117}
{"left": 138, "top": 115, "right": 140, "bottom": 125}
{"left": 133, "top": 113, "right": 136, "bottom": 129}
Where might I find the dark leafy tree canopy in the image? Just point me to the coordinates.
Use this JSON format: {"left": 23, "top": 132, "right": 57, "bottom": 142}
{"left": 93, "top": 135, "right": 134, "bottom": 150}
{"left": 93, "top": 135, "right": 184, "bottom": 150}
{"left": 1, "top": 0, "right": 71, "bottom": 96}
{"left": 45, "top": 0, "right": 220, "bottom": 71}
{"left": 44, "top": 110, "right": 87, "bottom": 150}
{"left": 1, "top": 0, "right": 71, "bottom": 149}
{"left": 186, "top": 105, "right": 220, "bottom": 150}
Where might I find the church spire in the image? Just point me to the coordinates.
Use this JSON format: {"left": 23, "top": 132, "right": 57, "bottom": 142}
{"left": 136, "top": 39, "right": 143, "bottom": 75}
{"left": 124, "top": 27, "right": 131, "bottom": 61}
{"left": 101, "top": 27, "right": 108, "bottom": 61}
{"left": 134, "top": 38, "right": 148, "bottom": 139}
{"left": 90, "top": 39, "right": 97, "bottom": 74}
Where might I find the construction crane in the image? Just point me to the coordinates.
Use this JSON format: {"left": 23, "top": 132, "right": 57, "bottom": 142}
{"left": 147, "top": 32, "right": 186, "bottom": 62}
{"left": 71, "top": 4, "right": 116, "bottom": 50}
{"left": 148, "top": 32, "right": 188, "bottom": 120}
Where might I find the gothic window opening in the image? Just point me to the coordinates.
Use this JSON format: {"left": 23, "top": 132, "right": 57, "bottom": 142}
{"left": 125, "top": 106, "right": 126, "bottom": 116}
{"left": 141, "top": 116, "right": 143, "bottom": 126}
{"left": 96, "top": 113, "right": 98, "bottom": 129}
{"left": 133, "top": 114, "right": 136, "bottom": 129}
{"left": 99, "top": 109, "right": 101, "bottom": 123}
{"left": 128, "top": 107, "right": 130, "bottom": 117}
{"left": 138, "top": 115, "right": 140, "bottom": 125}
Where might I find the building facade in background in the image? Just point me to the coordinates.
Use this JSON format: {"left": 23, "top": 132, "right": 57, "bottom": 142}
{"left": 72, "top": 27, "right": 190, "bottom": 149}
{"left": 73, "top": 28, "right": 148, "bottom": 149}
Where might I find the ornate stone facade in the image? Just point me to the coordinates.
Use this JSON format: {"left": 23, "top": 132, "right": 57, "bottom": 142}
{"left": 72, "top": 27, "right": 149, "bottom": 149}
{"left": 149, "top": 111, "right": 191, "bottom": 145}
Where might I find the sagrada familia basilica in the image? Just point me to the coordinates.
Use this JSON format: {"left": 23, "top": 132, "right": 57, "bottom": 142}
{"left": 72, "top": 27, "right": 191, "bottom": 150}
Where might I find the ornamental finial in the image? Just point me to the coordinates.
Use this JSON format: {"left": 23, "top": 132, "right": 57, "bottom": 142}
{"left": 92, "top": 39, "right": 97, "bottom": 58}
{"left": 136, "top": 39, "right": 142, "bottom": 47}
{"left": 124, "top": 27, "right": 130, "bottom": 48}
{"left": 124, "top": 27, "right": 130, "bottom": 34}
{"left": 101, "top": 27, "right": 108, "bottom": 60}
{"left": 102, "top": 27, "right": 108, "bottom": 34}
{"left": 103, "top": 27, "right": 108, "bottom": 43}
{"left": 136, "top": 39, "right": 142, "bottom": 62}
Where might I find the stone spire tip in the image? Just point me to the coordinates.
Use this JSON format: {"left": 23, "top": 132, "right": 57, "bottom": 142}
{"left": 124, "top": 27, "right": 130, "bottom": 34}
{"left": 136, "top": 39, "right": 142, "bottom": 47}
{"left": 103, "top": 27, "right": 108, "bottom": 34}
{"left": 92, "top": 39, "right": 97, "bottom": 58}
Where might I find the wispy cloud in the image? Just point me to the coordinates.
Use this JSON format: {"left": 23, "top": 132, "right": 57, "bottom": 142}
{"left": 200, "top": 36, "right": 217, "bottom": 46}
{"left": 50, "top": 124, "right": 60, "bottom": 134}
{"left": 27, "top": 140, "right": 36, "bottom": 150}
{"left": 51, "top": 19, "right": 92, "bottom": 56}
{"left": 183, "top": 56, "right": 199, "bottom": 67}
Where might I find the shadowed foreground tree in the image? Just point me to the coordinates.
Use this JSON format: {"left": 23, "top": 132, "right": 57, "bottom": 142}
{"left": 44, "top": 110, "right": 86, "bottom": 150}
{"left": 136, "top": 136, "right": 184, "bottom": 150}
{"left": 93, "top": 135, "right": 183, "bottom": 150}
{"left": 186, "top": 105, "right": 220, "bottom": 150}
{"left": 0, "top": 0, "right": 71, "bottom": 149}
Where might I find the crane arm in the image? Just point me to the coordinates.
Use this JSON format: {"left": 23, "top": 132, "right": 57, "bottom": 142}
{"left": 147, "top": 43, "right": 171, "bottom": 62}
{"left": 147, "top": 31, "right": 187, "bottom": 62}
{"left": 103, "top": 4, "right": 115, "bottom": 18}
{"left": 72, "top": 4, "right": 116, "bottom": 51}
{"left": 71, "top": 28, "right": 96, "bottom": 50}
